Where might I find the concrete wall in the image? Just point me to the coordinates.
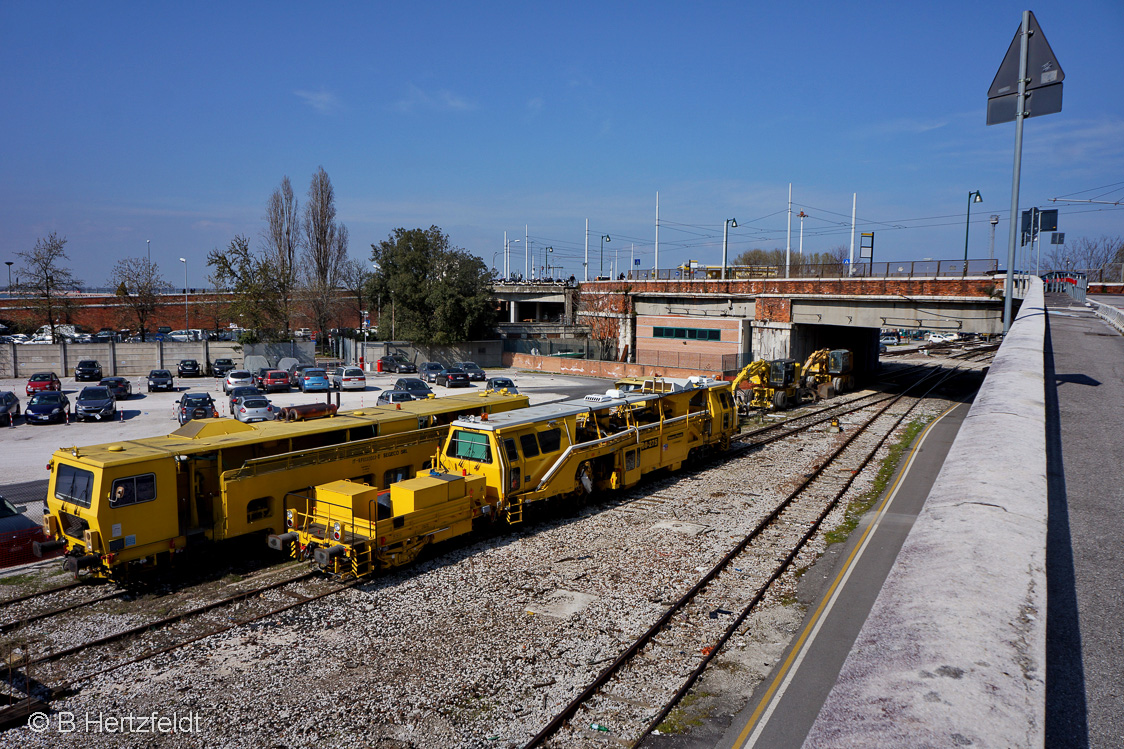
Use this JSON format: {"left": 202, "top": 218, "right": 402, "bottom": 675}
{"left": 339, "top": 339, "right": 504, "bottom": 370}
{"left": 805, "top": 278, "right": 1047, "bottom": 748}
{"left": 505, "top": 352, "right": 730, "bottom": 382}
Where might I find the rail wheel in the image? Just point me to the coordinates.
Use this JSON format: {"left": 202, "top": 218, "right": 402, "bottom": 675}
{"left": 772, "top": 390, "right": 788, "bottom": 410}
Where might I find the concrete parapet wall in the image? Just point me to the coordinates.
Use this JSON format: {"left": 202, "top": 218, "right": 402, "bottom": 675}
{"left": 805, "top": 277, "right": 1047, "bottom": 747}
{"left": 505, "top": 352, "right": 722, "bottom": 381}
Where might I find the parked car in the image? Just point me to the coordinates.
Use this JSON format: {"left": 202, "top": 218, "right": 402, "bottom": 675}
{"left": 177, "top": 359, "right": 202, "bottom": 377}
{"left": 211, "top": 358, "right": 236, "bottom": 378}
{"left": 879, "top": 334, "right": 900, "bottom": 346}
{"left": 74, "top": 386, "right": 117, "bottom": 422}
{"left": 261, "top": 370, "right": 291, "bottom": 392}
{"left": 252, "top": 367, "right": 271, "bottom": 388}
{"left": 375, "top": 390, "right": 416, "bottom": 406}
{"left": 228, "top": 385, "right": 263, "bottom": 414}
{"left": 74, "top": 359, "right": 103, "bottom": 381}
{"left": 147, "top": 369, "right": 175, "bottom": 392}
{"left": 298, "top": 368, "right": 330, "bottom": 393}
{"left": 419, "top": 362, "right": 446, "bottom": 382}
{"left": 436, "top": 367, "right": 470, "bottom": 388}
{"left": 378, "top": 356, "right": 416, "bottom": 374}
{"left": 927, "top": 332, "right": 958, "bottom": 343}
{"left": 223, "top": 370, "right": 254, "bottom": 394}
{"left": 331, "top": 367, "right": 367, "bottom": 391}
{"left": 0, "top": 392, "right": 20, "bottom": 426}
{"left": 0, "top": 496, "right": 47, "bottom": 567}
{"left": 99, "top": 377, "right": 132, "bottom": 400}
{"left": 233, "top": 396, "right": 277, "bottom": 423}
{"left": 25, "top": 372, "right": 62, "bottom": 396}
{"left": 25, "top": 392, "right": 70, "bottom": 424}
{"left": 288, "top": 364, "right": 317, "bottom": 387}
{"left": 455, "top": 362, "right": 486, "bottom": 381}
{"left": 175, "top": 392, "right": 218, "bottom": 425}
{"left": 485, "top": 377, "right": 518, "bottom": 394}
{"left": 394, "top": 377, "right": 433, "bottom": 400}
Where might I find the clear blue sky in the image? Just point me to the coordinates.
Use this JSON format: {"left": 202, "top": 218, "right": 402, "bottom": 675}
{"left": 2, "top": 1, "right": 1121, "bottom": 286}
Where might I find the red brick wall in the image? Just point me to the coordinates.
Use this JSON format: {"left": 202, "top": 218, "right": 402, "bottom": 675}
{"left": 579, "top": 277, "right": 1000, "bottom": 301}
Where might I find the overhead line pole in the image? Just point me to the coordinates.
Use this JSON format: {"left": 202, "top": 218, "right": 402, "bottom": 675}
{"left": 1003, "top": 10, "right": 1030, "bottom": 334}
{"left": 786, "top": 183, "right": 792, "bottom": 278}
{"left": 849, "top": 193, "right": 857, "bottom": 273}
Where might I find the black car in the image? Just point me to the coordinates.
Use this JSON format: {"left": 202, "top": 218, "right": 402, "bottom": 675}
{"left": 177, "top": 359, "right": 202, "bottom": 377}
{"left": 75, "top": 386, "right": 117, "bottom": 422}
{"left": 147, "top": 369, "right": 175, "bottom": 392}
{"left": 288, "top": 364, "right": 316, "bottom": 387}
{"left": 394, "top": 377, "right": 433, "bottom": 399}
{"left": 379, "top": 356, "right": 417, "bottom": 374}
{"left": 74, "top": 359, "right": 104, "bottom": 382}
{"left": 99, "top": 377, "right": 132, "bottom": 400}
{"left": 252, "top": 367, "right": 271, "bottom": 388}
{"left": 228, "top": 385, "right": 264, "bottom": 414}
{"left": 454, "top": 362, "right": 486, "bottom": 381}
{"left": 25, "top": 392, "right": 70, "bottom": 424}
{"left": 211, "top": 358, "right": 236, "bottom": 378}
{"left": 176, "top": 392, "right": 218, "bottom": 425}
{"left": 0, "top": 392, "right": 20, "bottom": 426}
{"left": 419, "top": 362, "right": 446, "bottom": 382}
{"left": 436, "top": 368, "right": 470, "bottom": 388}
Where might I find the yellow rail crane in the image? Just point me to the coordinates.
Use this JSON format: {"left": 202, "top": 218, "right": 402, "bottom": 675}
{"left": 729, "top": 358, "right": 806, "bottom": 411}
{"left": 274, "top": 376, "right": 739, "bottom": 577}
{"left": 37, "top": 391, "right": 529, "bottom": 578}
{"left": 800, "top": 348, "right": 855, "bottom": 397}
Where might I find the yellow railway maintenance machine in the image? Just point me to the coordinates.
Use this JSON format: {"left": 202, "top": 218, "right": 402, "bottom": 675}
{"left": 800, "top": 348, "right": 855, "bottom": 396}
{"left": 730, "top": 358, "right": 808, "bottom": 411}
{"left": 37, "top": 391, "right": 529, "bottom": 578}
{"left": 279, "top": 376, "right": 739, "bottom": 578}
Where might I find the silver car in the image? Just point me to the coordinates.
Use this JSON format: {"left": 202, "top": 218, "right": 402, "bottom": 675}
{"left": 223, "top": 370, "right": 254, "bottom": 394}
{"left": 375, "top": 390, "right": 416, "bottom": 406}
{"left": 233, "top": 396, "right": 277, "bottom": 423}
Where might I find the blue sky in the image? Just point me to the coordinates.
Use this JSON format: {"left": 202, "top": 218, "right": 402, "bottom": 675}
{"left": 2, "top": 1, "right": 1121, "bottom": 286}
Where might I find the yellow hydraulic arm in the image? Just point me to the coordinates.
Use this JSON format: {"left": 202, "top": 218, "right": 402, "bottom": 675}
{"left": 729, "top": 359, "right": 770, "bottom": 393}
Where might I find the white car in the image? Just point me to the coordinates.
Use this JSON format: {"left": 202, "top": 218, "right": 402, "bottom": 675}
{"left": 223, "top": 370, "right": 254, "bottom": 394}
{"left": 331, "top": 366, "right": 367, "bottom": 391}
{"left": 926, "top": 332, "right": 958, "bottom": 343}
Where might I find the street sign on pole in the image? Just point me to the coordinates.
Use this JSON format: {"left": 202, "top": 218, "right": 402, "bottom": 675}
{"left": 987, "top": 11, "right": 1064, "bottom": 126}
{"left": 859, "top": 233, "right": 874, "bottom": 259}
{"left": 1051, "top": 232, "right": 1065, "bottom": 245}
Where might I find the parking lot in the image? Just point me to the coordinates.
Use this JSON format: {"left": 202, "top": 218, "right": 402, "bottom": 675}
{"left": 0, "top": 367, "right": 613, "bottom": 487}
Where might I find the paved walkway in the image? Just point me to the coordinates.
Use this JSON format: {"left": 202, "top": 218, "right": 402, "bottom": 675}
{"left": 1043, "top": 292, "right": 1124, "bottom": 748}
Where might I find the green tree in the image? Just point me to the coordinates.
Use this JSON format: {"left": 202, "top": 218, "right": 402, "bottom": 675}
{"left": 109, "top": 257, "right": 167, "bottom": 341}
{"left": 14, "top": 232, "right": 83, "bottom": 339}
{"left": 207, "top": 235, "right": 283, "bottom": 337}
{"left": 369, "top": 227, "right": 496, "bottom": 344}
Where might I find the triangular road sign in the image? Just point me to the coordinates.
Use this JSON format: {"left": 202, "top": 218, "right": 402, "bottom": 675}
{"left": 987, "top": 11, "right": 1064, "bottom": 125}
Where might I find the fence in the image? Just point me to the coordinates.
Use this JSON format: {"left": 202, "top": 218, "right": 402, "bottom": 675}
{"left": 1089, "top": 300, "right": 1124, "bottom": 335}
{"left": 502, "top": 337, "right": 616, "bottom": 361}
{"left": 633, "top": 350, "right": 753, "bottom": 374}
{"left": 612, "top": 258, "right": 999, "bottom": 282}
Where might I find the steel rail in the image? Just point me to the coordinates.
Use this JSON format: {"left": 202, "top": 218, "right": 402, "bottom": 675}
{"left": 0, "top": 581, "right": 84, "bottom": 608}
{"left": 0, "top": 589, "right": 127, "bottom": 634}
{"left": 522, "top": 367, "right": 953, "bottom": 748}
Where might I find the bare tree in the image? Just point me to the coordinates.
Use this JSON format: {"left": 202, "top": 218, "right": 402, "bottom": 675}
{"left": 262, "top": 176, "right": 300, "bottom": 334}
{"left": 109, "top": 257, "right": 167, "bottom": 341}
{"left": 207, "top": 235, "right": 283, "bottom": 337}
{"left": 14, "top": 232, "right": 83, "bottom": 339}
{"left": 1043, "top": 235, "right": 1124, "bottom": 279}
{"left": 335, "top": 257, "right": 371, "bottom": 332}
{"left": 300, "top": 167, "right": 348, "bottom": 339}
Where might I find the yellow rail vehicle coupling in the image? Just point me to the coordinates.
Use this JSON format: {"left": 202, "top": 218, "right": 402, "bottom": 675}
{"left": 283, "top": 376, "right": 741, "bottom": 578}
{"left": 38, "top": 391, "right": 529, "bottom": 578}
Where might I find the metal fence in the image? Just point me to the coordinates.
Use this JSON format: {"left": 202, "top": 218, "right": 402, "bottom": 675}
{"left": 633, "top": 350, "right": 752, "bottom": 373}
{"left": 609, "top": 259, "right": 1000, "bottom": 282}
{"left": 503, "top": 337, "right": 616, "bottom": 361}
{"left": 1089, "top": 300, "right": 1124, "bottom": 334}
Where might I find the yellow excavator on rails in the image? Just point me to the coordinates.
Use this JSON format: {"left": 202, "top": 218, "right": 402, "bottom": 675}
{"left": 729, "top": 357, "right": 806, "bottom": 411}
{"left": 800, "top": 348, "right": 855, "bottom": 396}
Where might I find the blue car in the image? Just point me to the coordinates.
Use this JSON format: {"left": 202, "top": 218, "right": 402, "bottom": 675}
{"left": 298, "top": 368, "right": 330, "bottom": 393}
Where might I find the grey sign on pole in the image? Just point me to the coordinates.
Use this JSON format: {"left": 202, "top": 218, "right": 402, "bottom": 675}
{"left": 1051, "top": 232, "right": 1065, "bottom": 245}
{"left": 987, "top": 11, "right": 1064, "bottom": 126}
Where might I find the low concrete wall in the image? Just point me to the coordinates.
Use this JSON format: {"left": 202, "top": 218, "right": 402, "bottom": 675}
{"left": 0, "top": 341, "right": 311, "bottom": 378}
{"left": 505, "top": 352, "right": 725, "bottom": 382}
{"left": 805, "top": 277, "right": 1047, "bottom": 747}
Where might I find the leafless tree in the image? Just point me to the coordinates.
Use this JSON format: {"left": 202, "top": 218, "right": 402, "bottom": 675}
{"left": 14, "top": 232, "right": 83, "bottom": 339}
{"left": 1043, "top": 235, "right": 1123, "bottom": 280}
{"left": 109, "top": 257, "right": 167, "bottom": 341}
{"left": 335, "top": 257, "right": 371, "bottom": 332}
{"left": 300, "top": 166, "right": 349, "bottom": 339}
{"left": 262, "top": 176, "right": 301, "bottom": 334}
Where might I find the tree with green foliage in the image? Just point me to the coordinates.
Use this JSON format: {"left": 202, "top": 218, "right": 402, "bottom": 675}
{"left": 369, "top": 227, "right": 496, "bottom": 344}
{"left": 206, "top": 235, "right": 284, "bottom": 338}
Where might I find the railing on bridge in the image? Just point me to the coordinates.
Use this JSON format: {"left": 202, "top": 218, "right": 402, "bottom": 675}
{"left": 1042, "top": 271, "right": 1088, "bottom": 303}
{"left": 604, "top": 258, "right": 999, "bottom": 281}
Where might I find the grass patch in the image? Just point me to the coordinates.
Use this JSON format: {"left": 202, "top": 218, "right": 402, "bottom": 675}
{"left": 656, "top": 691, "right": 712, "bottom": 734}
{"left": 0, "top": 573, "right": 39, "bottom": 586}
{"left": 823, "top": 417, "right": 930, "bottom": 546}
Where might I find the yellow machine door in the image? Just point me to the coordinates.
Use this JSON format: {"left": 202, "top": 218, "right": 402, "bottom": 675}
{"left": 621, "top": 447, "right": 641, "bottom": 488}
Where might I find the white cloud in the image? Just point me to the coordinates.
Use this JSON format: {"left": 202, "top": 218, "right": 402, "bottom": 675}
{"left": 527, "top": 97, "right": 544, "bottom": 114}
{"left": 294, "top": 89, "right": 342, "bottom": 114}
{"left": 394, "top": 84, "right": 476, "bottom": 113}
{"left": 854, "top": 116, "right": 952, "bottom": 138}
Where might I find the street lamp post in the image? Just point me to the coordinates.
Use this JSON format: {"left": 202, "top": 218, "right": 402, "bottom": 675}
{"left": 179, "top": 258, "right": 188, "bottom": 330}
{"left": 964, "top": 190, "right": 983, "bottom": 270}
{"left": 721, "top": 218, "right": 737, "bottom": 279}
{"left": 4, "top": 262, "right": 12, "bottom": 297}
{"left": 545, "top": 247, "right": 553, "bottom": 278}
{"left": 147, "top": 239, "right": 151, "bottom": 263}
{"left": 600, "top": 235, "right": 610, "bottom": 279}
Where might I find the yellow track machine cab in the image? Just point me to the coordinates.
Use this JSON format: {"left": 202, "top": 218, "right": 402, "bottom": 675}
{"left": 801, "top": 348, "right": 855, "bottom": 396}
{"left": 280, "top": 376, "right": 738, "bottom": 578}
{"left": 39, "top": 390, "right": 529, "bottom": 579}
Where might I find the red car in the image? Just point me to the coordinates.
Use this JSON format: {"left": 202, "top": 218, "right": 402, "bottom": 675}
{"left": 25, "top": 372, "right": 62, "bottom": 396}
{"left": 262, "top": 370, "right": 291, "bottom": 392}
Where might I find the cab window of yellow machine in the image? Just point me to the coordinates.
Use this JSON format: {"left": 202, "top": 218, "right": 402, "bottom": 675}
{"left": 537, "top": 428, "right": 562, "bottom": 453}
{"left": 110, "top": 474, "right": 157, "bottom": 508}
{"left": 450, "top": 430, "right": 492, "bottom": 462}
{"left": 518, "top": 433, "right": 539, "bottom": 458}
{"left": 55, "top": 464, "right": 95, "bottom": 509}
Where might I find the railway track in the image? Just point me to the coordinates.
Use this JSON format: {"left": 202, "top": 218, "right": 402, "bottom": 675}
{"left": 523, "top": 367, "right": 960, "bottom": 747}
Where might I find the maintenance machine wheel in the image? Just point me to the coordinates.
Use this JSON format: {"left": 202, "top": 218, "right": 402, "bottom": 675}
{"left": 772, "top": 390, "right": 788, "bottom": 410}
